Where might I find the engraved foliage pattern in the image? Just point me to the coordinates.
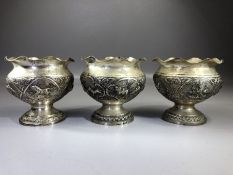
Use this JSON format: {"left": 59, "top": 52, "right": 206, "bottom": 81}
{"left": 153, "top": 74, "right": 223, "bottom": 103}
{"left": 80, "top": 73, "right": 145, "bottom": 103}
{"left": 6, "top": 76, "right": 73, "bottom": 104}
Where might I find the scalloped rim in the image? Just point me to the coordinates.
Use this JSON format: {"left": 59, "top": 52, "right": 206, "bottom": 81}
{"left": 87, "top": 56, "right": 146, "bottom": 64}
{"left": 5, "top": 56, "right": 68, "bottom": 62}
{"left": 154, "top": 57, "right": 223, "bottom": 64}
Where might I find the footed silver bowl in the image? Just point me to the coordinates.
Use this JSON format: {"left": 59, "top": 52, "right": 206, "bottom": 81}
{"left": 6, "top": 56, "right": 74, "bottom": 126}
{"left": 80, "top": 56, "right": 146, "bottom": 125}
{"left": 153, "top": 57, "right": 223, "bottom": 126}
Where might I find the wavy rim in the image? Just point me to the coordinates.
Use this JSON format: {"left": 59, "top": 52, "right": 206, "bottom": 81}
{"left": 84, "top": 56, "right": 146, "bottom": 64}
{"left": 5, "top": 56, "right": 74, "bottom": 63}
{"left": 154, "top": 57, "right": 223, "bottom": 64}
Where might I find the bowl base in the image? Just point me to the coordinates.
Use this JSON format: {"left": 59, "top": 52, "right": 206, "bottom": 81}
{"left": 19, "top": 106, "right": 65, "bottom": 126}
{"left": 162, "top": 105, "right": 207, "bottom": 126}
{"left": 92, "top": 112, "right": 134, "bottom": 125}
{"left": 91, "top": 104, "right": 133, "bottom": 125}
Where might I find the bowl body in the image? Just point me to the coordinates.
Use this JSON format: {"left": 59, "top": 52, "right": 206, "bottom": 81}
{"left": 153, "top": 75, "right": 222, "bottom": 105}
{"left": 81, "top": 72, "right": 145, "bottom": 104}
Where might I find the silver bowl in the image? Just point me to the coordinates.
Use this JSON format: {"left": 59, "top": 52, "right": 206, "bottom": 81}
{"left": 80, "top": 56, "right": 146, "bottom": 125}
{"left": 6, "top": 56, "right": 74, "bottom": 126}
{"left": 153, "top": 57, "right": 223, "bottom": 126}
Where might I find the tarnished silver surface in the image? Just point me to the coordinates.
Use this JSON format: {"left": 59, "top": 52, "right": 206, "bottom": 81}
{"left": 153, "top": 57, "right": 223, "bottom": 126}
{"left": 80, "top": 56, "right": 146, "bottom": 125}
{"left": 6, "top": 56, "right": 74, "bottom": 126}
